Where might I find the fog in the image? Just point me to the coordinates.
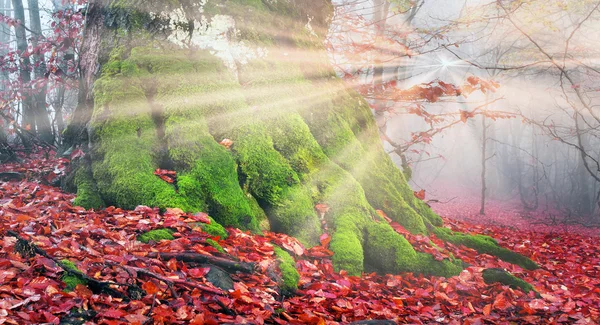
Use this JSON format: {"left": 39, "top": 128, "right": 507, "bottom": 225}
{"left": 330, "top": 0, "right": 600, "bottom": 223}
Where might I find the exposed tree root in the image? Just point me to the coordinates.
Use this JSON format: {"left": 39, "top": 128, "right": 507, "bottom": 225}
{"left": 146, "top": 251, "right": 255, "bottom": 274}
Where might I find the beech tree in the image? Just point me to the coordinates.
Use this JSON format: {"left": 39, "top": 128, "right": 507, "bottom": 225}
{"left": 64, "top": 0, "right": 537, "bottom": 277}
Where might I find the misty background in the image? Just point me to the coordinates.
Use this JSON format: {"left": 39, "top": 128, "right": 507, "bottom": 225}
{"left": 329, "top": 0, "right": 600, "bottom": 224}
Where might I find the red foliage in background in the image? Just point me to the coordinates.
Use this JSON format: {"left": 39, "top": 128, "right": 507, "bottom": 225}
{"left": 0, "top": 3, "right": 85, "bottom": 134}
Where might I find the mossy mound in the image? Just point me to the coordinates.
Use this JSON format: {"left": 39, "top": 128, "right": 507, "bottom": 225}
{"left": 137, "top": 228, "right": 175, "bottom": 243}
{"left": 273, "top": 246, "right": 300, "bottom": 295}
{"left": 482, "top": 268, "right": 536, "bottom": 294}
{"left": 433, "top": 227, "right": 539, "bottom": 270}
{"left": 61, "top": 259, "right": 87, "bottom": 292}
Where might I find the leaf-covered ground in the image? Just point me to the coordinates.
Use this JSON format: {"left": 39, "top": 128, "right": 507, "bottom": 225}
{"left": 0, "top": 153, "right": 599, "bottom": 324}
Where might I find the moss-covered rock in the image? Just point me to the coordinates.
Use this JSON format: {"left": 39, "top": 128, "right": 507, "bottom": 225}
{"left": 482, "top": 268, "right": 536, "bottom": 294}
{"left": 61, "top": 259, "right": 87, "bottom": 292}
{"left": 273, "top": 246, "right": 300, "bottom": 294}
{"left": 137, "top": 228, "right": 174, "bottom": 243}
{"left": 433, "top": 227, "right": 539, "bottom": 270}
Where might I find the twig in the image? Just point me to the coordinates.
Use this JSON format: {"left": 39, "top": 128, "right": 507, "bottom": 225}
{"left": 427, "top": 196, "right": 457, "bottom": 204}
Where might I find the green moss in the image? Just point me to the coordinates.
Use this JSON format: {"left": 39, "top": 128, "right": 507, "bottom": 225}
{"left": 267, "top": 114, "right": 328, "bottom": 178}
{"left": 364, "top": 222, "right": 417, "bottom": 274}
{"left": 176, "top": 174, "right": 208, "bottom": 213}
{"left": 253, "top": 111, "right": 374, "bottom": 274}
{"left": 313, "top": 164, "right": 377, "bottom": 276}
{"left": 329, "top": 222, "right": 364, "bottom": 276}
{"left": 195, "top": 217, "right": 229, "bottom": 239}
{"left": 273, "top": 246, "right": 300, "bottom": 294}
{"left": 73, "top": 162, "right": 105, "bottom": 210}
{"left": 206, "top": 239, "right": 226, "bottom": 254}
{"left": 363, "top": 222, "right": 462, "bottom": 277}
{"left": 138, "top": 228, "right": 175, "bottom": 243}
{"left": 233, "top": 124, "right": 299, "bottom": 203}
{"left": 415, "top": 252, "right": 463, "bottom": 278}
{"left": 433, "top": 227, "right": 539, "bottom": 270}
{"left": 237, "top": 61, "right": 381, "bottom": 255}
{"left": 482, "top": 268, "right": 536, "bottom": 294}
{"left": 330, "top": 87, "right": 445, "bottom": 228}
{"left": 60, "top": 259, "right": 87, "bottom": 292}
{"left": 230, "top": 122, "right": 319, "bottom": 244}
{"left": 148, "top": 48, "right": 261, "bottom": 231}
{"left": 247, "top": 194, "right": 270, "bottom": 231}
{"left": 298, "top": 85, "right": 430, "bottom": 234}
{"left": 180, "top": 143, "right": 260, "bottom": 230}
{"left": 226, "top": 63, "right": 326, "bottom": 245}
{"left": 90, "top": 51, "right": 191, "bottom": 211}
{"left": 61, "top": 259, "right": 80, "bottom": 272}
{"left": 165, "top": 114, "right": 257, "bottom": 230}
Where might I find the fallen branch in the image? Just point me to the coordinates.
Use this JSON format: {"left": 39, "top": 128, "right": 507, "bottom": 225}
{"left": 147, "top": 251, "right": 255, "bottom": 274}
{"left": 0, "top": 172, "right": 23, "bottom": 181}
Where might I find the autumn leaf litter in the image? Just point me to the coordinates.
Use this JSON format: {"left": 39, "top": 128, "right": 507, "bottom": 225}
{"left": 0, "top": 153, "right": 598, "bottom": 324}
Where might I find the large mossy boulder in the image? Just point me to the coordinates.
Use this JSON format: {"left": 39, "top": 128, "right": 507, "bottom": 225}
{"left": 68, "top": 0, "right": 537, "bottom": 277}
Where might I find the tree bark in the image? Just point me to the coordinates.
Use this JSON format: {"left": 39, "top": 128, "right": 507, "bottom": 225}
{"left": 62, "top": 0, "right": 108, "bottom": 150}
{"left": 0, "top": 0, "right": 11, "bottom": 152}
{"left": 480, "top": 115, "right": 487, "bottom": 215}
{"left": 11, "top": 0, "right": 34, "bottom": 145}
{"left": 27, "top": 0, "right": 54, "bottom": 144}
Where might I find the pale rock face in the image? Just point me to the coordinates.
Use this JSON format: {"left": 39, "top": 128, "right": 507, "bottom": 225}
{"left": 164, "top": 2, "right": 267, "bottom": 74}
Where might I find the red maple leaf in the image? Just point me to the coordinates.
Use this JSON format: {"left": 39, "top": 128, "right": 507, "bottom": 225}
{"left": 414, "top": 189, "right": 426, "bottom": 200}
{"left": 154, "top": 168, "right": 177, "bottom": 183}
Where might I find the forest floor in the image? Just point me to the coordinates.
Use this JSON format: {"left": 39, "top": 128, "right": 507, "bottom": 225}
{"left": 0, "top": 151, "right": 599, "bottom": 325}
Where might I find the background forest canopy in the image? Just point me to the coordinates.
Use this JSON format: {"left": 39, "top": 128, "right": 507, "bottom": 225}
{"left": 0, "top": 0, "right": 599, "bottom": 226}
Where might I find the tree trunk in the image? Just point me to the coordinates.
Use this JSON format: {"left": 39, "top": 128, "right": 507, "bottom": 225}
{"left": 11, "top": 0, "right": 35, "bottom": 144}
{"left": 0, "top": 0, "right": 11, "bottom": 153}
{"left": 61, "top": 0, "right": 108, "bottom": 150}
{"left": 27, "top": 0, "right": 54, "bottom": 144}
{"left": 68, "top": 0, "right": 537, "bottom": 276}
{"left": 480, "top": 115, "right": 487, "bottom": 215}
